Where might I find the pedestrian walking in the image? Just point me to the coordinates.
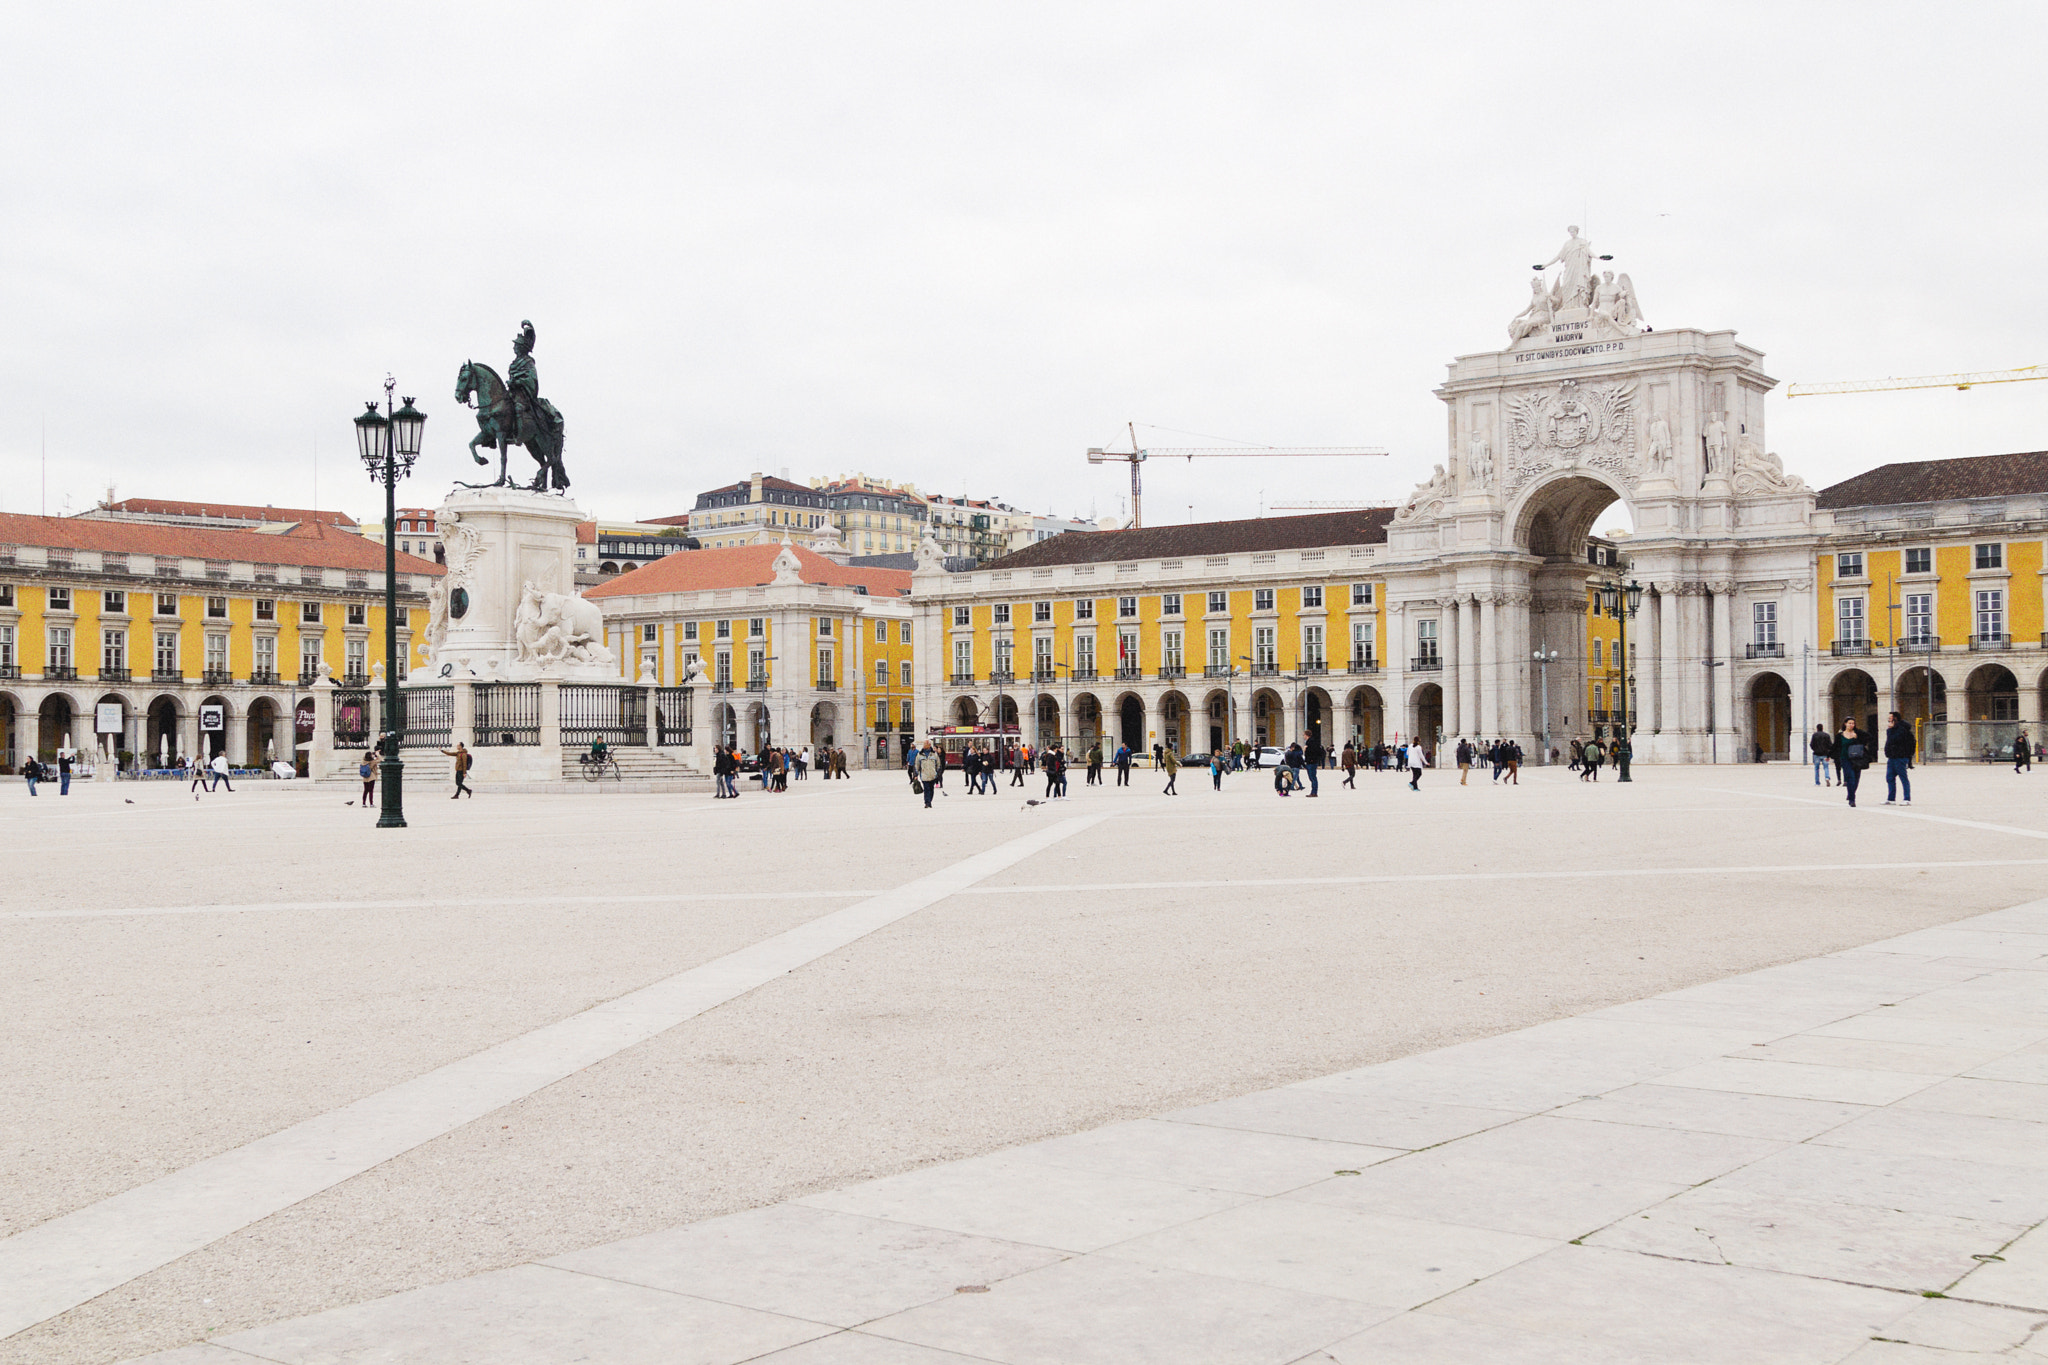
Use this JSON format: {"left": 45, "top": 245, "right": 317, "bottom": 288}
{"left": 916, "top": 743, "right": 942, "bottom": 809}
{"left": 1302, "top": 735, "right": 1324, "bottom": 797}
{"left": 1504, "top": 740, "right": 1521, "bottom": 785}
{"left": 1455, "top": 737, "right": 1473, "bottom": 785}
{"left": 440, "top": 741, "right": 474, "bottom": 798}
{"left": 1114, "top": 744, "right": 1132, "bottom": 787}
{"left": 1884, "top": 710, "right": 1916, "bottom": 805}
{"left": 1582, "top": 738, "right": 1603, "bottom": 781}
{"left": 2016, "top": 729, "right": 2032, "bottom": 774}
{"left": 1341, "top": 741, "right": 1357, "bottom": 788}
{"left": 357, "top": 752, "right": 375, "bottom": 808}
{"left": 1161, "top": 746, "right": 1179, "bottom": 795}
{"left": 193, "top": 754, "right": 215, "bottom": 796}
{"left": 1407, "top": 740, "right": 1427, "bottom": 790}
{"left": 23, "top": 756, "right": 42, "bottom": 795}
{"left": 1836, "top": 718, "right": 1871, "bottom": 807}
{"left": 1568, "top": 738, "right": 1583, "bottom": 773}
{"left": 1809, "top": 724, "right": 1834, "bottom": 786}
{"left": 1087, "top": 743, "right": 1103, "bottom": 785}
{"left": 1210, "top": 750, "right": 1225, "bottom": 791}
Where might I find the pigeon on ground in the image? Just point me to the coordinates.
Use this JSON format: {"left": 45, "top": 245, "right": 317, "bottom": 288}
{"left": 124, "top": 799, "right": 134, "bottom": 804}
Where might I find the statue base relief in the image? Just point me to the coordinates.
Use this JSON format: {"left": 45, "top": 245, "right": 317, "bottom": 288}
{"left": 411, "top": 485, "right": 619, "bottom": 685}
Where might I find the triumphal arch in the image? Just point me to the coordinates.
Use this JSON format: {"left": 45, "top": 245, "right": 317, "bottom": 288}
{"left": 1380, "top": 227, "right": 1818, "bottom": 762}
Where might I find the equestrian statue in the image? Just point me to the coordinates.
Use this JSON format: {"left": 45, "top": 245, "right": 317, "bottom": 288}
{"left": 455, "top": 319, "right": 570, "bottom": 492}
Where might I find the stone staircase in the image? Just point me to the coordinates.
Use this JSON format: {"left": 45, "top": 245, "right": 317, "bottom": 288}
{"left": 559, "top": 746, "right": 708, "bottom": 792}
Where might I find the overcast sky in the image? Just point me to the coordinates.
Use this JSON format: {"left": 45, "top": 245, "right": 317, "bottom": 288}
{"left": 5, "top": 2, "right": 2044, "bottom": 530}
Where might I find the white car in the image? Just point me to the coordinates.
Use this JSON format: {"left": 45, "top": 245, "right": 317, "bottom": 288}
{"left": 1250, "top": 746, "right": 1288, "bottom": 768}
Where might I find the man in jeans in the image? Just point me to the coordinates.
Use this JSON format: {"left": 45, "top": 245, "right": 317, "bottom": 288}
{"left": 1809, "top": 723, "right": 1834, "bottom": 786}
{"left": 1883, "top": 710, "right": 1916, "bottom": 806}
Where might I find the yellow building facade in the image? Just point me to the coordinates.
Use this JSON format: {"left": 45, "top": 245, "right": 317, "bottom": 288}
{"left": 0, "top": 513, "right": 436, "bottom": 770}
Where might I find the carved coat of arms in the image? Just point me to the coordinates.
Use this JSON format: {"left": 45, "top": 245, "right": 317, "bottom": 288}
{"left": 1502, "top": 379, "right": 1639, "bottom": 494}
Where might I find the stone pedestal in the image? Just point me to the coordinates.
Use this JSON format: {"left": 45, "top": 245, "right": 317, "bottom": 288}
{"left": 420, "top": 486, "right": 617, "bottom": 685}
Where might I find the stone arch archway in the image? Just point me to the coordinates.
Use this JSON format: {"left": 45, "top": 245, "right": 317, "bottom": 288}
{"left": 1347, "top": 685, "right": 1384, "bottom": 746}
{"left": 1116, "top": 693, "right": 1145, "bottom": 750}
{"left": 1409, "top": 682, "right": 1443, "bottom": 746}
{"left": 1250, "top": 687, "right": 1284, "bottom": 747}
{"left": 37, "top": 692, "right": 81, "bottom": 760}
{"left": 1302, "top": 685, "right": 1334, "bottom": 748}
{"left": 1748, "top": 671, "right": 1791, "bottom": 760}
{"left": 1508, "top": 471, "right": 1632, "bottom": 559}
{"left": 713, "top": 701, "right": 738, "bottom": 748}
{"left": 1071, "top": 692, "right": 1101, "bottom": 747}
{"left": 1034, "top": 694, "right": 1060, "bottom": 748}
{"left": 1157, "top": 690, "right": 1189, "bottom": 753}
{"left": 810, "top": 701, "right": 837, "bottom": 747}
{"left": 1200, "top": 688, "right": 1234, "bottom": 753}
{"left": 953, "top": 695, "right": 980, "bottom": 726}
{"left": 1830, "top": 669, "right": 1879, "bottom": 735}
{"left": 0, "top": 690, "right": 19, "bottom": 771}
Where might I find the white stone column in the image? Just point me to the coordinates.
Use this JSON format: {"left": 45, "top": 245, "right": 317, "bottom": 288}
{"left": 1479, "top": 594, "right": 1501, "bottom": 739}
{"left": 1684, "top": 585, "right": 1710, "bottom": 751}
{"left": 1712, "top": 583, "right": 1737, "bottom": 759}
{"left": 1658, "top": 583, "right": 1682, "bottom": 744}
{"left": 1640, "top": 591, "right": 1661, "bottom": 735}
{"left": 1507, "top": 592, "right": 1532, "bottom": 742}
{"left": 538, "top": 679, "right": 563, "bottom": 776}
{"left": 1456, "top": 594, "right": 1479, "bottom": 736}
{"left": 1440, "top": 597, "right": 1461, "bottom": 740}
{"left": 310, "top": 676, "right": 334, "bottom": 778}
{"left": 451, "top": 679, "right": 476, "bottom": 748}
{"left": 1386, "top": 600, "right": 1407, "bottom": 742}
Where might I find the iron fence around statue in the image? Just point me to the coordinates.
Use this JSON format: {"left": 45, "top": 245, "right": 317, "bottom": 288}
{"left": 398, "top": 687, "right": 454, "bottom": 748}
{"left": 334, "top": 690, "right": 371, "bottom": 748}
{"left": 654, "top": 687, "right": 693, "bottom": 746}
{"left": 561, "top": 684, "right": 647, "bottom": 747}
{"left": 474, "top": 683, "right": 540, "bottom": 747}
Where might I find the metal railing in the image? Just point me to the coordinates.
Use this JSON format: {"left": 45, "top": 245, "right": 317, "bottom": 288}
{"left": 1971, "top": 633, "right": 2012, "bottom": 651}
{"left": 47, "top": 664, "right": 77, "bottom": 680}
{"left": 99, "top": 665, "right": 130, "bottom": 682}
{"left": 1830, "top": 641, "right": 1873, "bottom": 657}
{"left": 1347, "top": 657, "right": 1380, "bottom": 673}
{"left": 299, "top": 667, "right": 322, "bottom": 686}
{"left": 745, "top": 678, "right": 769, "bottom": 691}
{"left": 202, "top": 667, "right": 232, "bottom": 686}
{"left": 1203, "top": 665, "right": 1233, "bottom": 678}
{"left": 1409, "top": 655, "right": 1443, "bottom": 672}
{"left": 1299, "top": 661, "right": 1327, "bottom": 675}
{"left": 1072, "top": 669, "right": 1098, "bottom": 681}
{"left": 815, "top": 678, "right": 837, "bottom": 691}
{"left": 561, "top": 684, "right": 648, "bottom": 747}
{"left": 1898, "top": 636, "right": 1941, "bottom": 653}
{"left": 398, "top": 686, "right": 453, "bottom": 748}
{"left": 654, "top": 687, "right": 693, "bottom": 745}
{"left": 474, "top": 682, "right": 540, "bottom": 746}
{"left": 1159, "top": 665, "right": 1186, "bottom": 679}
{"left": 1745, "top": 642, "right": 1785, "bottom": 659}
{"left": 1115, "top": 666, "right": 1142, "bottom": 681}
{"left": 155, "top": 667, "right": 183, "bottom": 682}
{"left": 989, "top": 670, "right": 1014, "bottom": 685}
{"left": 949, "top": 672, "right": 976, "bottom": 686}
{"left": 0, "top": 663, "right": 17, "bottom": 679}
{"left": 1032, "top": 668, "right": 1057, "bottom": 683}
{"left": 249, "top": 669, "right": 279, "bottom": 686}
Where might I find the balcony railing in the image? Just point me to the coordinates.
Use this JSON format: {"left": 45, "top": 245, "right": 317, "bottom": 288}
{"left": 815, "top": 678, "right": 837, "bottom": 691}
{"left": 249, "top": 669, "right": 279, "bottom": 686}
{"left": 46, "top": 664, "right": 77, "bottom": 680}
{"left": 156, "top": 667, "right": 184, "bottom": 682}
{"left": 988, "top": 670, "right": 1014, "bottom": 685}
{"left": 1032, "top": 668, "right": 1057, "bottom": 683}
{"left": 712, "top": 681, "right": 735, "bottom": 694}
{"left": 949, "top": 672, "right": 976, "bottom": 686}
{"left": 1298, "top": 661, "right": 1327, "bottom": 676}
{"left": 1830, "top": 641, "right": 1872, "bottom": 657}
{"left": 0, "top": 663, "right": 17, "bottom": 679}
{"left": 99, "top": 665, "right": 130, "bottom": 682}
{"left": 1897, "top": 635, "right": 1940, "bottom": 653}
{"left": 745, "top": 678, "right": 769, "bottom": 691}
{"left": 1071, "top": 669, "right": 1097, "bottom": 682}
{"left": 1201, "top": 665, "right": 1231, "bottom": 678}
{"left": 1114, "top": 666, "right": 1142, "bottom": 681}
{"left": 1409, "top": 655, "right": 1443, "bottom": 672}
{"left": 1250, "top": 663, "right": 1279, "bottom": 677}
{"left": 297, "top": 667, "right": 321, "bottom": 686}
{"left": 202, "top": 667, "right": 233, "bottom": 686}
{"left": 341, "top": 669, "right": 369, "bottom": 686}
{"left": 1159, "top": 665, "right": 1186, "bottom": 680}
{"left": 1970, "top": 633, "right": 2011, "bottom": 651}
{"left": 1348, "top": 657, "right": 1380, "bottom": 674}
{"left": 1744, "top": 642, "right": 1785, "bottom": 659}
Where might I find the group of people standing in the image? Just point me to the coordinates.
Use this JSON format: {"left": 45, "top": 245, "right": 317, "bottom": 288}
{"left": 710, "top": 743, "right": 852, "bottom": 799}
{"left": 20, "top": 748, "right": 78, "bottom": 796}
{"left": 1809, "top": 714, "right": 1917, "bottom": 807}
{"left": 1453, "top": 738, "right": 1528, "bottom": 785}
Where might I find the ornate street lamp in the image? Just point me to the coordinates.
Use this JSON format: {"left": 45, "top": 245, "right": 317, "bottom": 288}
{"left": 1591, "top": 575, "right": 1643, "bottom": 781}
{"left": 353, "top": 377, "right": 425, "bottom": 828}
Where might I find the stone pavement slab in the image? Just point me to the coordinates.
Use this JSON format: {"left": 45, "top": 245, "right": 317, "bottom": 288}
{"left": 115, "top": 892, "right": 2048, "bottom": 1365}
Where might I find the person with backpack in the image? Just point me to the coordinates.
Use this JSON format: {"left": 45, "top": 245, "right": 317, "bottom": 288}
{"left": 915, "top": 742, "right": 942, "bottom": 808}
{"left": 1160, "top": 746, "right": 1179, "bottom": 795}
{"left": 1836, "top": 717, "right": 1871, "bottom": 808}
{"left": 357, "top": 752, "right": 375, "bottom": 808}
{"left": 440, "top": 741, "right": 474, "bottom": 798}
{"left": 1809, "top": 723, "right": 1834, "bottom": 786}
{"left": 1209, "top": 749, "right": 1225, "bottom": 791}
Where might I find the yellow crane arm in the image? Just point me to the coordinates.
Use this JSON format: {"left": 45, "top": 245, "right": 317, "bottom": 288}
{"left": 1785, "top": 365, "right": 2047, "bottom": 398}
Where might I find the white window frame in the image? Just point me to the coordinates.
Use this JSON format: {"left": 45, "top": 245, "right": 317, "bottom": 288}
{"left": 1837, "top": 596, "right": 1866, "bottom": 644}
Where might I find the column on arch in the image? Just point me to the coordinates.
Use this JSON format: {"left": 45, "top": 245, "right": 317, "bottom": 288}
{"left": 1456, "top": 592, "right": 1479, "bottom": 736}
{"left": 1439, "top": 596, "right": 1461, "bottom": 740}
{"left": 1507, "top": 592, "right": 1533, "bottom": 741}
{"left": 1479, "top": 593, "right": 1501, "bottom": 738}
{"left": 1658, "top": 582, "right": 1683, "bottom": 740}
{"left": 1640, "top": 589, "right": 1661, "bottom": 734}
{"left": 1712, "top": 583, "right": 1738, "bottom": 755}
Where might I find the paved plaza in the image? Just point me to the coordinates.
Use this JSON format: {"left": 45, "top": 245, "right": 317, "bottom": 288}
{"left": 5, "top": 763, "right": 2048, "bottom": 1362}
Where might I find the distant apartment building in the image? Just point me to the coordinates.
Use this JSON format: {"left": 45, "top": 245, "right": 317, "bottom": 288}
{"left": 669, "top": 473, "right": 833, "bottom": 550}
{"left": 810, "top": 473, "right": 928, "bottom": 557}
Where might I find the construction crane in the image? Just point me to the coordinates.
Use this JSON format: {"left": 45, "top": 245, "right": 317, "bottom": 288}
{"left": 1086, "top": 424, "right": 1386, "bottom": 528}
{"left": 1786, "top": 365, "right": 2048, "bottom": 398}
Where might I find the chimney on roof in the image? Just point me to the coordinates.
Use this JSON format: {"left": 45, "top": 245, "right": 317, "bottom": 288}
{"left": 750, "top": 471, "right": 764, "bottom": 503}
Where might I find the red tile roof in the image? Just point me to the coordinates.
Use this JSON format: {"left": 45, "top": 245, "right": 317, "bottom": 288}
{"left": 0, "top": 512, "right": 441, "bottom": 574}
{"left": 1817, "top": 452, "right": 2048, "bottom": 510}
{"left": 583, "top": 543, "right": 910, "bottom": 599}
{"left": 984, "top": 508, "right": 1395, "bottom": 569}
{"left": 101, "top": 497, "right": 358, "bottom": 529}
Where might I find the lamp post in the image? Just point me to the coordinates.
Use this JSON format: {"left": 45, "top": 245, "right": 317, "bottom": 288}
{"left": 352, "top": 378, "right": 425, "bottom": 829}
{"left": 1531, "top": 648, "right": 1559, "bottom": 763}
{"left": 1593, "top": 575, "right": 1644, "bottom": 782}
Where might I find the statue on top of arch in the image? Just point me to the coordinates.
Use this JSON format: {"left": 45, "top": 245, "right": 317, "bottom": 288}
{"left": 1508, "top": 226, "right": 1646, "bottom": 346}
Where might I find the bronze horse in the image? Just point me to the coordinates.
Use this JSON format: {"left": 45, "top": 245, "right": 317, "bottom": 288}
{"left": 455, "top": 360, "right": 569, "bottom": 492}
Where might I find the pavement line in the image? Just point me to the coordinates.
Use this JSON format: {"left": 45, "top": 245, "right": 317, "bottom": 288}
{"left": 959, "top": 857, "right": 2048, "bottom": 895}
{"left": 1701, "top": 786, "right": 2048, "bottom": 840}
{"left": 0, "top": 812, "right": 1112, "bottom": 1340}
{"left": 0, "top": 890, "right": 893, "bottom": 922}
